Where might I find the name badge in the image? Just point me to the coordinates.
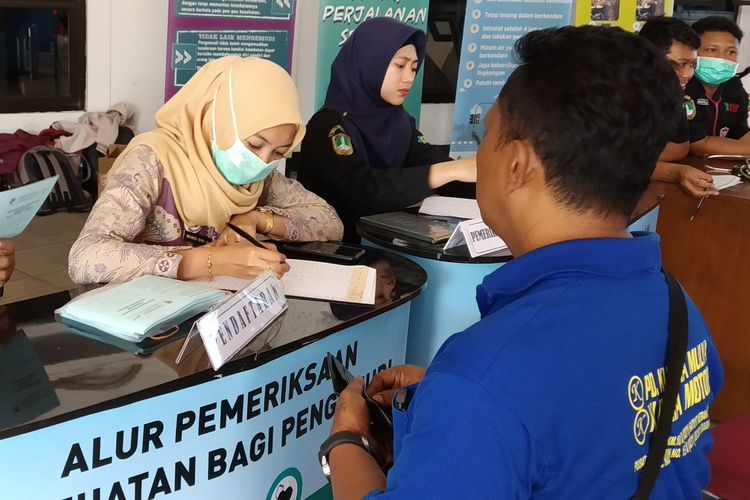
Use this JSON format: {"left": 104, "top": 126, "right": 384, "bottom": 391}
{"left": 443, "top": 219, "right": 508, "bottom": 257}
{"left": 697, "top": 98, "right": 710, "bottom": 106}
{"left": 197, "top": 271, "right": 287, "bottom": 370}
{"left": 183, "top": 229, "right": 212, "bottom": 246}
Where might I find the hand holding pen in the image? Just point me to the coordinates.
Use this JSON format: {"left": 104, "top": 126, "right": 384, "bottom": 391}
{"left": 689, "top": 179, "right": 718, "bottom": 222}
{"left": 221, "top": 222, "right": 289, "bottom": 278}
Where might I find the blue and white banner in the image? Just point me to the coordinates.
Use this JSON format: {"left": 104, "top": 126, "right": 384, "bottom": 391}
{"left": 0, "top": 305, "right": 410, "bottom": 500}
{"left": 450, "top": 0, "right": 574, "bottom": 158}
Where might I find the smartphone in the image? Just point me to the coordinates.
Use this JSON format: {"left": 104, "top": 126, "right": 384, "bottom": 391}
{"left": 326, "top": 352, "right": 393, "bottom": 433}
{"left": 281, "top": 242, "right": 365, "bottom": 263}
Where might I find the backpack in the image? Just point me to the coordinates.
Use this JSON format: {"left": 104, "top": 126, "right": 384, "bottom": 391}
{"left": 15, "top": 146, "right": 92, "bottom": 215}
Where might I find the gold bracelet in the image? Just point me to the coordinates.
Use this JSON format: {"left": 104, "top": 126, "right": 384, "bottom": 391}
{"left": 207, "top": 247, "right": 213, "bottom": 281}
{"left": 260, "top": 210, "right": 274, "bottom": 234}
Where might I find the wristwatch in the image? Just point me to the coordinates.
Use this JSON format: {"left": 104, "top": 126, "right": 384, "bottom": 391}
{"left": 318, "top": 431, "right": 375, "bottom": 480}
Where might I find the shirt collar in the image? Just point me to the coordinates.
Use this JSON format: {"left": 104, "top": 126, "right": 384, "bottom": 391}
{"left": 476, "top": 232, "right": 662, "bottom": 316}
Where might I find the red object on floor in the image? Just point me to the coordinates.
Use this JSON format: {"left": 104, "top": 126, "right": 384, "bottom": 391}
{"left": 706, "top": 415, "right": 750, "bottom": 500}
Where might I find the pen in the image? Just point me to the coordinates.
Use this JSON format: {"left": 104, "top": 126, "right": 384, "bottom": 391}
{"left": 689, "top": 194, "right": 707, "bottom": 221}
{"left": 226, "top": 222, "right": 266, "bottom": 249}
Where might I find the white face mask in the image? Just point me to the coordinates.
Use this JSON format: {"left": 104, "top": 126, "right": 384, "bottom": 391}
{"left": 210, "top": 68, "right": 278, "bottom": 186}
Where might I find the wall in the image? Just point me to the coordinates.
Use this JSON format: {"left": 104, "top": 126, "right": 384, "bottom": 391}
{"left": 0, "top": 0, "right": 168, "bottom": 134}
{"left": 0, "top": 0, "right": 453, "bottom": 143}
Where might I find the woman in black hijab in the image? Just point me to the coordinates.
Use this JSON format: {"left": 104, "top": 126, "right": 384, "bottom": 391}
{"left": 298, "top": 18, "right": 476, "bottom": 241}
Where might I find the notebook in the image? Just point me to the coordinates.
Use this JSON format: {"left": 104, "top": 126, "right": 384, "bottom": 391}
{"left": 194, "top": 259, "right": 377, "bottom": 305}
{"left": 56, "top": 276, "right": 228, "bottom": 343}
{"left": 359, "top": 211, "right": 456, "bottom": 244}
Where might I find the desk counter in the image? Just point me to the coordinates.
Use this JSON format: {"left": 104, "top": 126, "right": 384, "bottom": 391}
{"left": 358, "top": 222, "right": 509, "bottom": 367}
{"left": 0, "top": 247, "right": 426, "bottom": 500}
{"left": 657, "top": 156, "right": 750, "bottom": 421}
{"left": 357, "top": 190, "right": 664, "bottom": 368}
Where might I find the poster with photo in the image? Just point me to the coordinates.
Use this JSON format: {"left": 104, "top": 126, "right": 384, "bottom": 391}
{"left": 575, "top": 0, "right": 672, "bottom": 32}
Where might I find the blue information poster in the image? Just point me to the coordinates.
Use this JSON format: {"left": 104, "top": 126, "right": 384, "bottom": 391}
{"left": 450, "top": 0, "right": 573, "bottom": 158}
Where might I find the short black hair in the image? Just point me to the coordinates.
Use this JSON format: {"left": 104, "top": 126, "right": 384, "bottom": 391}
{"left": 639, "top": 16, "right": 700, "bottom": 52}
{"left": 692, "top": 16, "right": 743, "bottom": 42}
{"left": 496, "top": 26, "right": 682, "bottom": 218}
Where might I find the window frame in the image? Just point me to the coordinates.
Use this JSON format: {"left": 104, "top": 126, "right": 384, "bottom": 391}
{"left": 0, "top": 0, "right": 86, "bottom": 113}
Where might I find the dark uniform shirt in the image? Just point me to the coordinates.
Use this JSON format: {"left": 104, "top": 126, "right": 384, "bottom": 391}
{"left": 298, "top": 109, "right": 473, "bottom": 241}
{"left": 685, "top": 76, "right": 749, "bottom": 141}
{"left": 669, "top": 98, "right": 691, "bottom": 145}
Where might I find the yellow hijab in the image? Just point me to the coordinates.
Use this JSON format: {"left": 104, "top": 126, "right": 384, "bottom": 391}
{"left": 119, "top": 56, "right": 305, "bottom": 230}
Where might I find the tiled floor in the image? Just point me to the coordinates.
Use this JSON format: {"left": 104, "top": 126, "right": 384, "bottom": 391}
{"left": 0, "top": 212, "right": 88, "bottom": 305}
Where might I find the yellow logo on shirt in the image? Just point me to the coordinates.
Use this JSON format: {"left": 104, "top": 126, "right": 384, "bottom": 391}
{"left": 328, "top": 125, "right": 354, "bottom": 156}
{"left": 684, "top": 96, "right": 696, "bottom": 121}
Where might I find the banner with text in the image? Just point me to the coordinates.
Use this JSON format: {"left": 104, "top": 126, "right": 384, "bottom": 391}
{"left": 315, "top": 0, "right": 430, "bottom": 121}
{"left": 166, "top": 0, "right": 296, "bottom": 99}
{"left": 0, "top": 305, "right": 410, "bottom": 500}
{"left": 450, "top": 0, "right": 573, "bottom": 158}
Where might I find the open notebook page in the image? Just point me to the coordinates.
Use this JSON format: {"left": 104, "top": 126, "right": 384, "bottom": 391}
{"left": 194, "top": 259, "right": 377, "bottom": 305}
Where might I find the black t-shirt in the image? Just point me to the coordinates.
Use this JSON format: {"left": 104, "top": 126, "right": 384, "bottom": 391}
{"left": 685, "top": 76, "right": 749, "bottom": 141}
{"left": 298, "top": 109, "right": 472, "bottom": 241}
{"left": 669, "top": 97, "right": 691, "bottom": 144}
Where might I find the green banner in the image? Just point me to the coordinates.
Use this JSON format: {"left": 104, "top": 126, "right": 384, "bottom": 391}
{"left": 172, "top": 30, "right": 289, "bottom": 86}
{"left": 315, "top": 0, "right": 430, "bottom": 121}
{"left": 175, "top": 0, "right": 293, "bottom": 20}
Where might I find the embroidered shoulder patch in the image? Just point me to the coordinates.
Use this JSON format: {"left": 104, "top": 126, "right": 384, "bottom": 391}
{"left": 684, "top": 96, "right": 696, "bottom": 121}
{"left": 417, "top": 134, "right": 429, "bottom": 144}
{"left": 328, "top": 125, "right": 353, "bottom": 156}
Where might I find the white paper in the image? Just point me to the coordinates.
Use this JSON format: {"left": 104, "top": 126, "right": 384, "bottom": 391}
{"left": 0, "top": 176, "right": 58, "bottom": 238}
{"left": 419, "top": 196, "right": 481, "bottom": 220}
{"left": 282, "top": 259, "right": 376, "bottom": 305}
{"left": 194, "top": 259, "right": 377, "bottom": 305}
{"left": 712, "top": 175, "right": 742, "bottom": 191}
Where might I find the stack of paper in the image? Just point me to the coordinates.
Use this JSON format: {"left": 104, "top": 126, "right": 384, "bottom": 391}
{"left": 56, "top": 276, "right": 227, "bottom": 342}
{"left": 712, "top": 175, "right": 742, "bottom": 191}
{"left": 419, "top": 196, "right": 481, "bottom": 220}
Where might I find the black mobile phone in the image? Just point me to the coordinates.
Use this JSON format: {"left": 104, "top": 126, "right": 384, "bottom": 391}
{"left": 326, "top": 353, "right": 393, "bottom": 433}
{"left": 281, "top": 242, "right": 365, "bottom": 263}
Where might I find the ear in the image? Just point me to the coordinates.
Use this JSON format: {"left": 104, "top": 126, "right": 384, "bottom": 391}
{"left": 505, "top": 140, "right": 542, "bottom": 194}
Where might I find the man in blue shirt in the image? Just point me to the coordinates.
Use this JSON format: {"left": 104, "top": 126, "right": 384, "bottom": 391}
{"left": 320, "top": 26, "right": 723, "bottom": 499}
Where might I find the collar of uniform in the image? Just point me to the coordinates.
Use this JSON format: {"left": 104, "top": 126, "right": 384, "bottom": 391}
{"left": 476, "top": 232, "right": 662, "bottom": 316}
{"left": 686, "top": 76, "right": 741, "bottom": 102}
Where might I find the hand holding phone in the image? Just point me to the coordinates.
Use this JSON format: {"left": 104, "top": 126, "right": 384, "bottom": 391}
{"left": 326, "top": 352, "right": 393, "bottom": 433}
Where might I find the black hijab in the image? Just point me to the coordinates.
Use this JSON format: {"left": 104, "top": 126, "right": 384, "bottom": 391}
{"left": 324, "top": 18, "right": 426, "bottom": 170}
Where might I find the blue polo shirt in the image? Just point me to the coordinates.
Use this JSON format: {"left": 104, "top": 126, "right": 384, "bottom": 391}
{"left": 367, "top": 233, "right": 722, "bottom": 499}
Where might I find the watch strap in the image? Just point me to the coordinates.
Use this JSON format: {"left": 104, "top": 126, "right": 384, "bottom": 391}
{"left": 318, "top": 431, "right": 373, "bottom": 480}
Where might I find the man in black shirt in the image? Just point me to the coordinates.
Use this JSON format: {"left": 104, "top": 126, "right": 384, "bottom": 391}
{"left": 639, "top": 17, "right": 716, "bottom": 197}
{"left": 685, "top": 16, "right": 750, "bottom": 156}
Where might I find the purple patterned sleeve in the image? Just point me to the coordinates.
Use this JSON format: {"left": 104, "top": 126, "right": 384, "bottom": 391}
{"left": 257, "top": 171, "right": 344, "bottom": 241}
{"left": 68, "top": 146, "right": 191, "bottom": 284}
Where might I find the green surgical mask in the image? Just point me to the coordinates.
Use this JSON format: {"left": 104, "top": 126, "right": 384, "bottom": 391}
{"left": 210, "top": 68, "right": 278, "bottom": 186}
{"left": 694, "top": 56, "right": 738, "bottom": 86}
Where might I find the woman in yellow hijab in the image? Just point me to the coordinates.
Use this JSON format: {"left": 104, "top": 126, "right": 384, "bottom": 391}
{"left": 69, "top": 57, "right": 343, "bottom": 284}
